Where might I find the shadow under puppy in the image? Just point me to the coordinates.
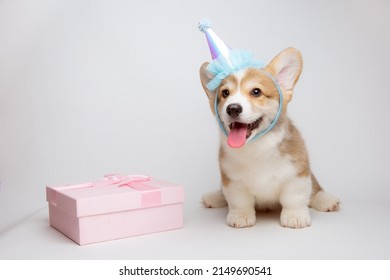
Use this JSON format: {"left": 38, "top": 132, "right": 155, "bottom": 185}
{"left": 198, "top": 21, "right": 339, "bottom": 229}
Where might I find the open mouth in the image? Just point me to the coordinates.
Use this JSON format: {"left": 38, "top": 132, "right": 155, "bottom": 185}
{"left": 227, "top": 117, "right": 262, "bottom": 148}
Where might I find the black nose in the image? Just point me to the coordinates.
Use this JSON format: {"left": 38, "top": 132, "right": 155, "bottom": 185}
{"left": 226, "top": 103, "right": 243, "bottom": 118}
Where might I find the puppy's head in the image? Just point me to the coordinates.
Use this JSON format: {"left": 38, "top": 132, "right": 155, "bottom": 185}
{"left": 199, "top": 47, "right": 303, "bottom": 148}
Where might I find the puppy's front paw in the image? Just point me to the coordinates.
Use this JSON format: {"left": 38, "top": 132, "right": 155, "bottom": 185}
{"left": 202, "top": 190, "right": 227, "bottom": 208}
{"left": 280, "top": 208, "right": 311, "bottom": 229}
{"left": 226, "top": 212, "right": 256, "bottom": 228}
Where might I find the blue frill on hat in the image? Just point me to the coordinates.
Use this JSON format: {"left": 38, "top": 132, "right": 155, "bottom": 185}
{"left": 206, "top": 50, "right": 264, "bottom": 91}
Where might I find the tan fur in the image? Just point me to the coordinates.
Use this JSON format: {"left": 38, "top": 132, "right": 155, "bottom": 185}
{"left": 264, "top": 47, "right": 303, "bottom": 103}
{"left": 218, "top": 68, "right": 281, "bottom": 111}
{"left": 278, "top": 120, "right": 311, "bottom": 177}
{"left": 241, "top": 68, "right": 280, "bottom": 100}
{"left": 219, "top": 147, "right": 231, "bottom": 187}
{"left": 220, "top": 74, "right": 239, "bottom": 90}
{"left": 310, "top": 173, "right": 323, "bottom": 197}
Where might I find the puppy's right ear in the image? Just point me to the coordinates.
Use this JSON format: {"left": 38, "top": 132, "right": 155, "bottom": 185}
{"left": 199, "top": 62, "right": 215, "bottom": 99}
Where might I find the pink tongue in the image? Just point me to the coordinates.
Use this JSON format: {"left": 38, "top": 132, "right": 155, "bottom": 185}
{"left": 227, "top": 123, "right": 248, "bottom": 148}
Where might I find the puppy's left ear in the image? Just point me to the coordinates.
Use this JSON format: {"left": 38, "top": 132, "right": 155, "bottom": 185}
{"left": 265, "top": 47, "right": 303, "bottom": 102}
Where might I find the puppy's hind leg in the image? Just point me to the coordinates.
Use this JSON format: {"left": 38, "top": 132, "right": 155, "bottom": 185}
{"left": 310, "top": 191, "right": 340, "bottom": 212}
{"left": 309, "top": 174, "right": 340, "bottom": 212}
{"left": 202, "top": 189, "right": 227, "bottom": 208}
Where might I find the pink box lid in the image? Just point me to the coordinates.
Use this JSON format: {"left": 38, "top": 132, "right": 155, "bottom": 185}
{"left": 46, "top": 175, "right": 184, "bottom": 218}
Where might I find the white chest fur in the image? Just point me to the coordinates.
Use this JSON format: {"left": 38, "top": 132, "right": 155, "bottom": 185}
{"left": 220, "top": 129, "right": 301, "bottom": 208}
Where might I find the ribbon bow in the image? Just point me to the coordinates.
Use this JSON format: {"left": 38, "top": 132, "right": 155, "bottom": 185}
{"left": 51, "top": 174, "right": 160, "bottom": 208}
{"left": 55, "top": 174, "right": 151, "bottom": 191}
{"left": 94, "top": 174, "right": 151, "bottom": 188}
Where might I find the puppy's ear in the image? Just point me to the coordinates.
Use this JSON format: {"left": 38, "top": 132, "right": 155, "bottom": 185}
{"left": 199, "top": 62, "right": 215, "bottom": 99}
{"left": 265, "top": 47, "right": 303, "bottom": 102}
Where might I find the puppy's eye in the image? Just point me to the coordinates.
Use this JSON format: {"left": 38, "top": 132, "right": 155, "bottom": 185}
{"left": 221, "top": 89, "right": 230, "bottom": 98}
{"left": 251, "top": 88, "right": 262, "bottom": 97}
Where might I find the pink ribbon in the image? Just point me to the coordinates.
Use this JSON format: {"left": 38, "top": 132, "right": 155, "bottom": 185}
{"left": 55, "top": 174, "right": 151, "bottom": 190}
{"left": 53, "top": 174, "right": 161, "bottom": 208}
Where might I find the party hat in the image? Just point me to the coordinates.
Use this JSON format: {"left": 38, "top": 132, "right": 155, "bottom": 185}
{"left": 198, "top": 19, "right": 264, "bottom": 91}
{"left": 198, "top": 19, "right": 233, "bottom": 66}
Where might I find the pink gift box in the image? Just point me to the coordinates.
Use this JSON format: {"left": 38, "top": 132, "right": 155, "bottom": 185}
{"left": 46, "top": 174, "right": 184, "bottom": 245}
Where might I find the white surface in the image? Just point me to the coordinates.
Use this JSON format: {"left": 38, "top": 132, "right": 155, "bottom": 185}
{"left": 1, "top": 0, "right": 390, "bottom": 259}
{"left": 1, "top": 195, "right": 390, "bottom": 259}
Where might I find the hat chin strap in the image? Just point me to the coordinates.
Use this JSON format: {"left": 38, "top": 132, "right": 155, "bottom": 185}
{"left": 214, "top": 69, "right": 284, "bottom": 144}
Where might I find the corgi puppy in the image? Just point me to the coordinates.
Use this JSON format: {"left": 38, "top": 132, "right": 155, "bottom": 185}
{"left": 199, "top": 47, "right": 339, "bottom": 229}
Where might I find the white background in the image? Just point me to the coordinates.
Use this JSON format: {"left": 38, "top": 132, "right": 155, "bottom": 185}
{"left": 0, "top": 0, "right": 390, "bottom": 259}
